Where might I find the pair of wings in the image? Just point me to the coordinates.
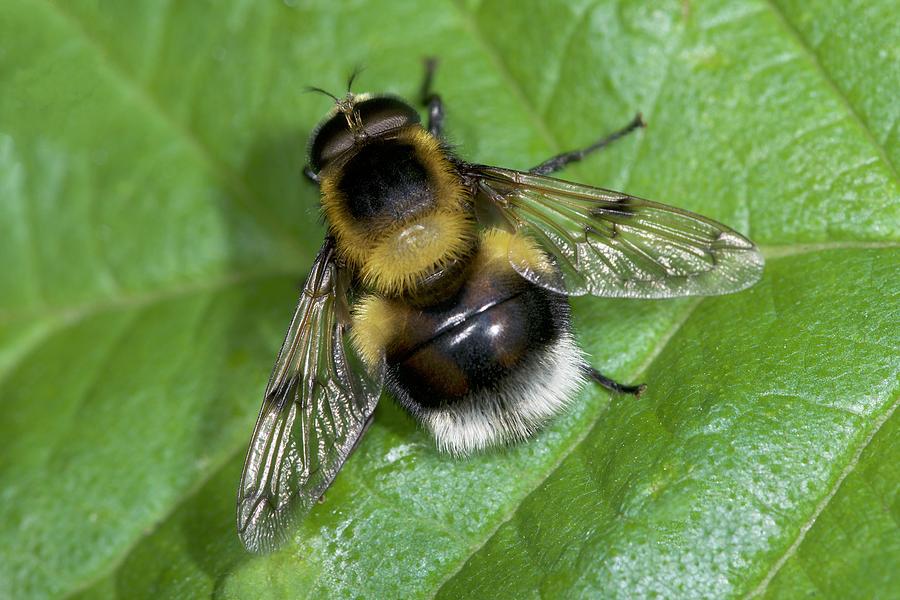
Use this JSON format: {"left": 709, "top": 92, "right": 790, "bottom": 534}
{"left": 236, "top": 164, "right": 764, "bottom": 552}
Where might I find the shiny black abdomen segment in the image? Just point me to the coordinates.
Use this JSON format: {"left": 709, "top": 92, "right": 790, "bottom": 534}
{"left": 336, "top": 140, "right": 435, "bottom": 222}
{"left": 387, "top": 282, "right": 571, "bottom": 412}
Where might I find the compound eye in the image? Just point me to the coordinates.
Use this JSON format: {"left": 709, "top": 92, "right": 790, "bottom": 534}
{"left": 357, "top": 97, "right": 421, "bottom": 138}
{"left": 308, "top": 96, "right": 421, "bottom": 173}
{"left": 309, "top": 114, "right": 354, "bottom": 173}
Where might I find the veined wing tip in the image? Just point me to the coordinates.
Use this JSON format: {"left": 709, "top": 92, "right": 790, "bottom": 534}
{"left": 715, "top": 230, "right": 756, "bottom": 250}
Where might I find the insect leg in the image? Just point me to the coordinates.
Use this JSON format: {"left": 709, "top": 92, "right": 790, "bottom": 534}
{"left": 529, "top": 113, "right": 645, "bottom": 176}
{"left": 303, "top": 165, "right": 321, "bottom": 186}
{"left": 420, "top": 57, "right": 445, "bottom": 138}
{"left": 584, "top": 365, "right": 645, "bottom": 396}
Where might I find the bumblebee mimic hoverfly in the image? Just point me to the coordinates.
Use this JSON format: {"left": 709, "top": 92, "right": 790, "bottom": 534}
{"left": 237, "top": 60, "right": 763, "bottom": 552}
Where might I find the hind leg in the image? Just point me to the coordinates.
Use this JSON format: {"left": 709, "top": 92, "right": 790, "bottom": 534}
{"left": 584, "top": 365, "right": 645, "bottom": 396}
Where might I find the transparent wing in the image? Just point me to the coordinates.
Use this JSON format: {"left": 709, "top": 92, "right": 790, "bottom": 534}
{"left": 469, "top": 165, "right": 764, "bottom": 298}
{"left": 237, "top": 237, "right": 383, "bottom": 553}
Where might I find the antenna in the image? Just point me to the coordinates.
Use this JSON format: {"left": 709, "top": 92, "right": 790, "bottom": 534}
{"left": 304, "top": 86, "right": 339, "bottom": 102}
{"left": 346, "top": 65, "right": 365, "bottom": 93}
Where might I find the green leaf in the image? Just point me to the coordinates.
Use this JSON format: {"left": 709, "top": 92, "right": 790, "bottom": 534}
{"left": 1, "top": 1, "right": 896, "bottom": 599}
{"left": 761, "top": 401, "right": 900, "bottom": 599}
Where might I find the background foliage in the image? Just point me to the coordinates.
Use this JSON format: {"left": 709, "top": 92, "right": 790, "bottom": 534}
{"left": 0, "top": 0, "right": 897, "bottom": 598}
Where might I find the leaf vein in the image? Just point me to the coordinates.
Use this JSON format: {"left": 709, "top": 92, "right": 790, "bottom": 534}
{"left": 764, "top": 0, "right": 898, "bottom": 180}
{"left": 537, "top": 1, "right": 600, "bottom": 115}
{"left": 448, "top": 0, "right": 560, "bottom": 151}
{"left": 744, "top": 392, "right": 899, "bottom": 598}
{"left": 0, "top": 270, "right": 298, "bottom": 390}
{"left": 36, "top": 0, "right": 306, "bottom": 256}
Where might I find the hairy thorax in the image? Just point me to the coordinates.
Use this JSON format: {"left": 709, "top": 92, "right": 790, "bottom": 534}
{"left": 319, "top": 126, "right": 476, "bottom": 298}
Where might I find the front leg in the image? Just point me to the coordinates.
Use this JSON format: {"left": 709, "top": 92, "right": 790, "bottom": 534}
{"left": 420, "top": 58, "right": 445, "bottom": 138}
{"left": 530, "top": 113, "right": 645, "bottom": 176}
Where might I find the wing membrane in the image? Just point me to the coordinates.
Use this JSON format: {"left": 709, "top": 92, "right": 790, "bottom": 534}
{"left": 470, "top": 165, "right": 764, "bottom": 298}
{"left": 237, "top": 238, "right": 383, "bottom": 553}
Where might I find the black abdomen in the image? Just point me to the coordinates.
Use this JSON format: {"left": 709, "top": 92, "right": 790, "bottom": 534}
{"left": 384, "top": 259, "right": 571, "bottom": 415}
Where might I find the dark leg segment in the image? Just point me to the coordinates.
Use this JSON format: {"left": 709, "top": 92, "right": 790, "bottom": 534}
{"left": 420, "top": 58, "right": 445, "bottom": 138}
{"left": 529, "top": 113, "right": 646, "bottom": 176}
{"left": 584, "top": 365, "right": 645, "bottom": 396}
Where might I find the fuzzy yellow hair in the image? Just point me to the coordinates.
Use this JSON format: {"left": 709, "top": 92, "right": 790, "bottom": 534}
{"left": 350, "top": 293, "right": 400, "bottom": 370}
{"left": 478, "top": 228, "right": 554, "bottom": 274}
{"left": 319, "top": 126, "right": 472, "bottom": 296}
{"left": 361, "top": 211, "right": 476, "bottom": 296}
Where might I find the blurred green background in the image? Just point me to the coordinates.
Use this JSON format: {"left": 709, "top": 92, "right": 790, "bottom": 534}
{"left": 0, "top": 1, "right": 897, "bottom": 598}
